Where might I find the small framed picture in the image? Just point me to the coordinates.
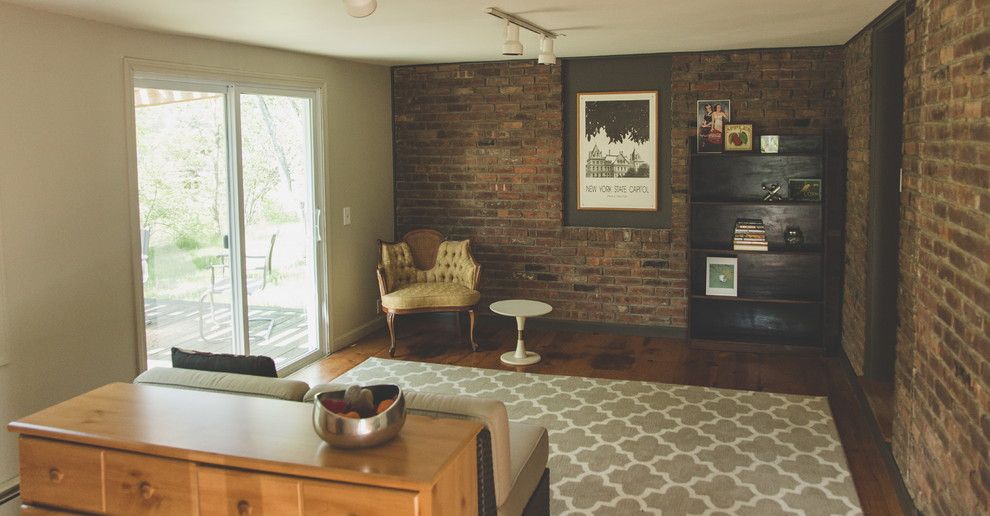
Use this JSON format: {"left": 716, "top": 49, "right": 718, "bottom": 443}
{"left": 697, "top": 99, "right": 731, "bottom": 153}
{"left": 705, "top": 256, "right": 738, "bottom": 297}
{"left": 760, "top": 135, "right": 779, "bottom": 153}
{"left": 788, "top": 178, "right": 823, "bottom": 201}
{"left": 724, "top": 123, "right": 753, "bottom": 151}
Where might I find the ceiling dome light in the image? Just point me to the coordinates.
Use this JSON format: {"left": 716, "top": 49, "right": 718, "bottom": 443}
{"left": 502, "top": 21, "right": 523, "bottom": 56}
{"left": 344, "top": 0, "right": 376, "bottom": 18}
{"left": 538, "top": 36, "right": 555, "bottom": 65}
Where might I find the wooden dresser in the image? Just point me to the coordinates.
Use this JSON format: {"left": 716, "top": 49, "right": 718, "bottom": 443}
{"left": 8, "top": 383, "right": 482, "bottom": 515}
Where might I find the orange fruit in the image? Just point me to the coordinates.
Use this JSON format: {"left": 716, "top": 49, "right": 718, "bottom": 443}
{"left": 341, "top": 411, "right": 361, "bottom": 419}
{"left": 376, "top": 399, "right": 395, "bottom": 414}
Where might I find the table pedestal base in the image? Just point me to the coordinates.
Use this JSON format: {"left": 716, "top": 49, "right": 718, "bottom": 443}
{"left": 500, "top": 320, "right": 541, "bottom": 366}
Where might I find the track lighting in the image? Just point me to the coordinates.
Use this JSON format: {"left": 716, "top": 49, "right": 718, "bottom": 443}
{"left": 502, "top": 22, "right": 523, "bottom": 56}
{"left": 343, "top": 0, "right": 376, "bottom": 18}
{"left": 487, "top": 7, "right": 562, "bottom": 64}
{"left": 538, "top": 36, "right": 555, "bottom": 65}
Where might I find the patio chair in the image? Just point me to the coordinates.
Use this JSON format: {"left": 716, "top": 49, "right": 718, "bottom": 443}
{"left": 198, "top": 232, "right": 278, "bottom": 341}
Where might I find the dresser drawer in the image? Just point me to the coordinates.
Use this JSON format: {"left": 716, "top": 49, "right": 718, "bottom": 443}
{"left": 198, "top": 466, "right": 301, "bottom": 515}
{"left": 19, "top": 437, "right": 106, "bottom": 514}
{"left": 302, "top": 480, "right": 417, "bottom": 515}
{"left": 104, "top": 449, "right": 198, "bottom": 515}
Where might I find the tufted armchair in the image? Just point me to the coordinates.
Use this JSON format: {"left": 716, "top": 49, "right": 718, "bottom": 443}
{"left": 377, "top": 229, "right": 481, "bottom": 356}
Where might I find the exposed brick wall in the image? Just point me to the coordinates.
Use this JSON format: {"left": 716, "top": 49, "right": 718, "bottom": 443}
{"left": 892, "top": 0, "right": 990, "bottom": 513}
{"left": 841, "top": 30, "right": 873, "bottom": 375}
{"left": 392, "top": 48, "right": 842, "bottom": 327}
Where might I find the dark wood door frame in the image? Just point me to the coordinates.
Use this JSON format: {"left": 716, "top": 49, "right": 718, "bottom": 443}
{"left": 864, "top": 7, "right": 906, "bottom": 381}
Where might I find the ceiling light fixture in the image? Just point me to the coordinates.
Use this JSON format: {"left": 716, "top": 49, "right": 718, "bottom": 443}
{"left": 486, "top": 7, "right": 562, "bottom": 64}
{"left": 538, "top": 36, "right": 556, "bottom": 65}
{"left": 343, "top": 0, "right": 376, "bottom": 18}
{"left": 502, "top": 21, "right": 523, "bottom": 56}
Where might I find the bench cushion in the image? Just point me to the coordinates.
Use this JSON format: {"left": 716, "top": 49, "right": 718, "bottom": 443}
{"left": 134, "top": 367, "right": 309, "bottom": 401}
{"left": 500, "top": 422, "right": 550, "bottom": 516}
{"left": 380, "top": 282, "right": 480, "bottom": 310}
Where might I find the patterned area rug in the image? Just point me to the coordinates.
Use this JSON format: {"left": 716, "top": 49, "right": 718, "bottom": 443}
{"left": 333, "top": 358, "right": 862, "bottom": 515}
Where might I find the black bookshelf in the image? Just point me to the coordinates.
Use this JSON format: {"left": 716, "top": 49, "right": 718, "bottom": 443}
{"left": 688, "top": 134, "right": 829, "bottom": 350}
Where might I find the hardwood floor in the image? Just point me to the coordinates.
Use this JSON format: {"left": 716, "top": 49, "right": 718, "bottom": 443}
{"left": 291, "top": 314, "right": 906, "bottom": 516}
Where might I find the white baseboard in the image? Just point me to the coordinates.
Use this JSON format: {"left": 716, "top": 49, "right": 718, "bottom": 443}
{"left": 332, "top": 317, "right": 383, "bottom": 352}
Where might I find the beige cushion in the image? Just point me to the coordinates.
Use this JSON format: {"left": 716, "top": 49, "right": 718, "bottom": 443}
{"left": 403, "top": 390, "right": 514, "bottom": 509}
{"left": 133, "top": 367, "right": 309, "bottom": 401}
{"left": 499, "top": 422, "right": 549, "bottom": 516}
{"left": 380, "top": 282, "right": 480, "bottom": 310}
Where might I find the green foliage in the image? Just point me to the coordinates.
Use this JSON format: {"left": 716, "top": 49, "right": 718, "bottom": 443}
{"left": 585, "top": 100, "right": 650, "bottom": 144}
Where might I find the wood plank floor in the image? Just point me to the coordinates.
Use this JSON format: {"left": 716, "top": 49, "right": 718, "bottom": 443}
{"left": 291, "top": 314, "right": 906, "bottom": 516}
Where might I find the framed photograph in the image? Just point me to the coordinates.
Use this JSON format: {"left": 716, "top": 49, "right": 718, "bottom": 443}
{"left": 760, "top": 135, "right": 779, "bottom": 153}
{"left": 724, "top": 123, "right": 754, "bottom": 151}
{"left": 577, "top": 91, "right": 659, "bottom": 211}
{"left": 696, "top": 99, "right": 730, "bottom": 153}
{"left": 788, "top": 178, "right": 823, "bottom": 201}
{"left": 705, "top": 257, "right": 738, "bottom": 297}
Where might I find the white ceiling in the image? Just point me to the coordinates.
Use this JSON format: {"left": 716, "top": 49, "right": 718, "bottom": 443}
{"left": 9, "top": 0, "right": 895, "bottom": 65}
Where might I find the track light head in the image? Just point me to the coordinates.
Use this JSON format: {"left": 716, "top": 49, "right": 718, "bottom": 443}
{"left": 538, "top": 36, "right": 556, "bottom": 65}
{"left": 502, "top": 22, "right": 523, "bottom": 56}
{"left": 343, "top": 0, "right": 376, "bottom": 18}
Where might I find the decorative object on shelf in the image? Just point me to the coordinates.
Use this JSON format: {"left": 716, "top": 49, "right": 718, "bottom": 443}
{"left": 697, "top": 99, "right": 731, "bottom": 153}
{"left": 705, "top": 256, "right": 738, "bottom": 297}
{"left": 760, "top": 135, "right": 779, "bottom": 153}
{"left": 724, "top": 123, "right": 754, "bottom": 151}
{"left": 734, "top": 218, "right": 768, "bottom": 251}
{"left": 761, "top": 182, "right": 783, "bottom": 202}
{"left": 788, "top": 178, "right": 823, "bottom": 201}
{"left": 577, "top": 90, "right": 659, "bottom": 211}
{"left": 784, "top": 226, "right": 805, "bottom": 248}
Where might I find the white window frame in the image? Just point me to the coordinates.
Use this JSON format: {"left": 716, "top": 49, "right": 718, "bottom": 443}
{"left": 123, "top": 58, "right": 331, "bottom": 376}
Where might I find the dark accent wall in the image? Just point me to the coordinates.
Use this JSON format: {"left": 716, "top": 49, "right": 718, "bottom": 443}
{"left": 391, "top": 48, "right": 842, "bottom": 328}
{"left": 563, "top": 55, "right": 672, "bottom": 228}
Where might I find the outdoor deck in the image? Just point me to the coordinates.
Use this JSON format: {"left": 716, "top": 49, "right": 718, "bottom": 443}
{"left": 145, "top": 298, "right": 313, "bottom": 369}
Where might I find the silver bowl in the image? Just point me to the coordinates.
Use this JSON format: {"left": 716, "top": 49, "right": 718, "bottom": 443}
{"left": 313, "top": 384, "right": 406, "bottom": 449}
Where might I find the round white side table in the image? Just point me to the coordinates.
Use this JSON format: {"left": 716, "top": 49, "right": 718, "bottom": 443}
{"left": 490, "top": 299, "right": 552, "bottom": 366}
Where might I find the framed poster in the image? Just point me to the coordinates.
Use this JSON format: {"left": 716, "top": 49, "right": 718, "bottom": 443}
{"left": 577, "top": 91, "right": 658, "bottom": 211}
{"left": 697, "top": 99, "right": 731, "bottom": 153}
{"left": 705, "top": 256, "right": 738, "bottom": 297}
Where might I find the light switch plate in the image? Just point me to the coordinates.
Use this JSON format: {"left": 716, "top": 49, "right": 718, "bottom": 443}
{"left": 343, "top": 207, "right": 351, "bottom": 226}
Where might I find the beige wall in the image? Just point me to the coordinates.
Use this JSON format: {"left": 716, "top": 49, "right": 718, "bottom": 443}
{"left": 0, "top": 1, "right": 393, "bottom": 483}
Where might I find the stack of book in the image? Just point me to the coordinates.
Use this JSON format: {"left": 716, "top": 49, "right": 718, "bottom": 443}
{"left": 733, "top": 218, "right": 769, "bottom": 251}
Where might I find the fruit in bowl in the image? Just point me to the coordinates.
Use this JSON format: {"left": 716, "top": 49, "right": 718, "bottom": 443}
{"left": 313, "top": 384, "right": 405, "bottom": 448}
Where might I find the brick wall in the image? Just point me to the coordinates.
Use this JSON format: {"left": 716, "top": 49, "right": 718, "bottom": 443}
{"left": 392, "top": 48, "right": 842, "bottom": 327}
{"left": 892, "top": 0, "right": 990, "bottom": 513}
{"left": 841, "top": 31, "right": 873, "bottom": 374}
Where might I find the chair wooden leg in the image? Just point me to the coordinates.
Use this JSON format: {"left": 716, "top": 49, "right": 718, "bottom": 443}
{"left": 386, "top": 312, "right": 396, "bottom": 357}
{"left": 468, "top": 309, "right": 478, "bottom": 352}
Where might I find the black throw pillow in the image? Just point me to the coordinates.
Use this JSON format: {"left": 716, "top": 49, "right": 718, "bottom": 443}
{"left": 171, "top": 347, "right": 278, "bottom": 378}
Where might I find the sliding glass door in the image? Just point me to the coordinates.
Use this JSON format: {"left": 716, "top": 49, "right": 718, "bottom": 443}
{"left": 133, "top": 78, "right": 325, "bottom": 371}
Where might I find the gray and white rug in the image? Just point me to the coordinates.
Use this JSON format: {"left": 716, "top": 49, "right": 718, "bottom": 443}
{"left": 333, "top": 358, "right": 862, "bottom": 515}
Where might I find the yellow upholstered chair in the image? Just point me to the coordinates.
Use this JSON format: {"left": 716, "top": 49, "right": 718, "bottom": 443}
{"left": 377, "top": 229, "right": 481, "bottom": 356}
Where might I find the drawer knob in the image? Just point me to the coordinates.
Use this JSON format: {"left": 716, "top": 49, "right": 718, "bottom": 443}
{"left": 237, "top": 500, "right": 252, "bottom": 515}
{"left": 139, "top": 481, "right": 155, "bottom": 500}
{"left": 48, "top": 468, "right": 64, "bottom": 483}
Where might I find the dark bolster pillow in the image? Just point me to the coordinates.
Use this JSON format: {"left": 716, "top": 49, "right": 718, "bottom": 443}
{"left": 171, "top": 347, "right": 278, "bottom": 378}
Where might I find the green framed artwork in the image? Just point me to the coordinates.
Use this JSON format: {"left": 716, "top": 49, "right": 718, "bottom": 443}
{"left": 705, "top": 256, "right": 738, "bottom": 297}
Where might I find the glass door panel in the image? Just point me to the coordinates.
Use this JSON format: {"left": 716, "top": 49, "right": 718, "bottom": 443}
{"left": 134, "top": 86, "right": 235, "bottom": 368}
{"left": 239, "top": 93, "right": 321, "bottom": 368}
